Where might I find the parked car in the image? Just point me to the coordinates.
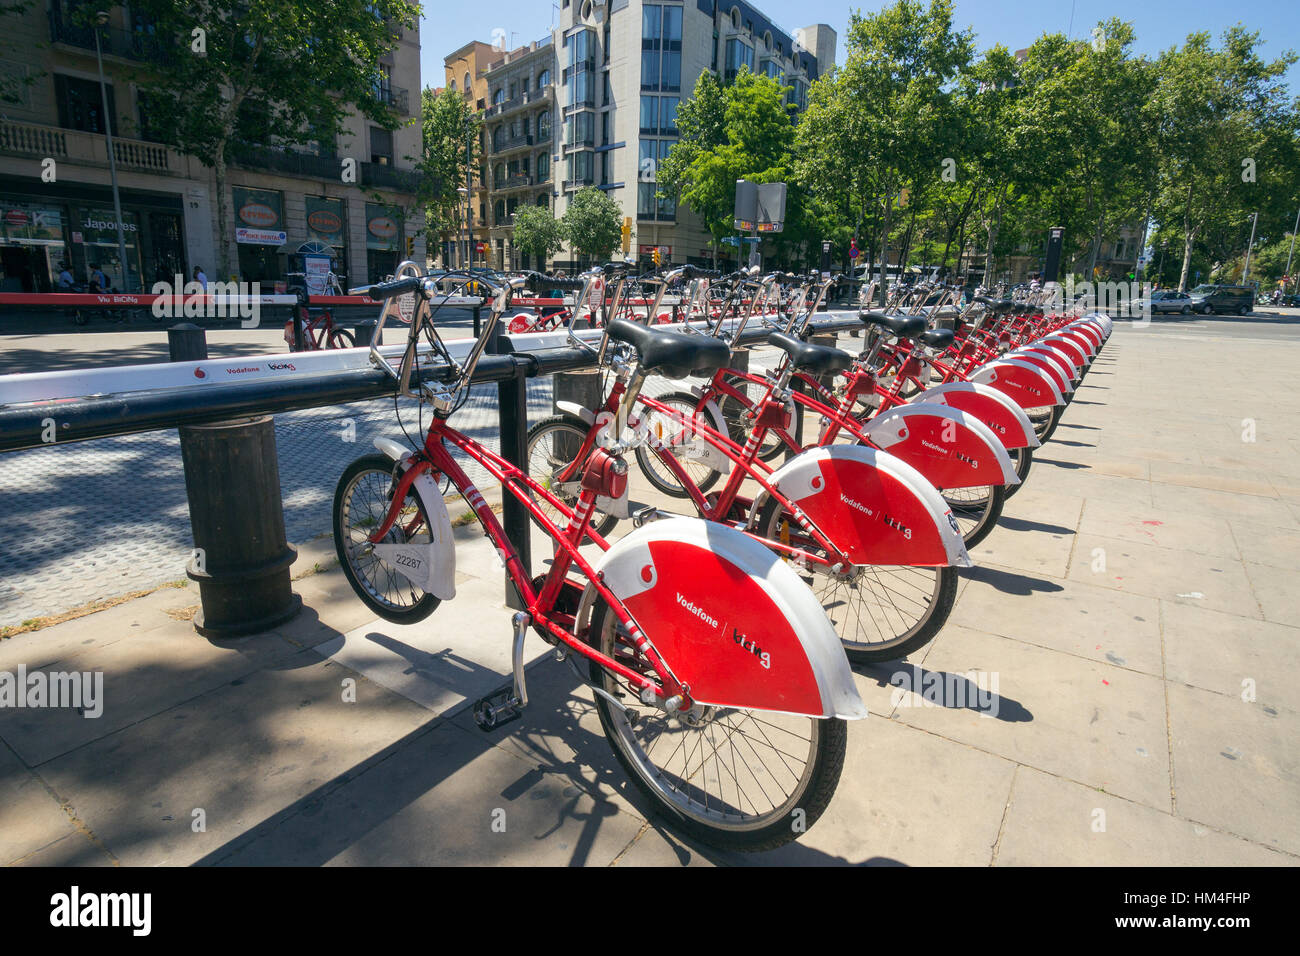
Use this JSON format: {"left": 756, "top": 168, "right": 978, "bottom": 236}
{"left": 1141, "top": 290, "right": 1194, "bottom": 314}
{"left": 1188, "top": 284, "right": 1254, "bottom": 315}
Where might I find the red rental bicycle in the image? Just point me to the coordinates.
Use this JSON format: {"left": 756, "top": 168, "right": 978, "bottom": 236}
{"left": 652, "top": 272, "right": 1022, "bottom": 547}
{"left": 526, "top": 264, "right": 971, "bottom": 664}
{"left": 331, "top": 268, "right": 867, "bottom": 851}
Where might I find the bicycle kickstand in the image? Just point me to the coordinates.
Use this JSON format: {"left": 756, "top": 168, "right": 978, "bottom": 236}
{"left": 472, "top": 612, "right": 531, "bottom": 731}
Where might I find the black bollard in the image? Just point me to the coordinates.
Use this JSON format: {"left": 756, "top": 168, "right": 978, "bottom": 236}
{"left": 352, "top": 322, "right": 381, "bottom": 347}
{"left": 169, "top": 325, "right": 301, "bottom": 638}
{"left": 498, "top": 361, "right": 531, "bottom": 609}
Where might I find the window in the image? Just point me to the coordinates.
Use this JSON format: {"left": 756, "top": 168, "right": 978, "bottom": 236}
{"left": 493, "top": 126, "right": 505, "bottom": 151}
{"left": 494, "top": 200, "right": 505, "bottom": 223}
{"left": 369, "top": 126, "right": 393, "bottom": 164}
{"left": 449, "top": 79, "right": 457, "bottom": 92}
{"left": 567, "top": 111, "right": 595, "bottom": 147}
{"left": 641, "top": 4, "right": 683, "bottom": 92}
{"left": 495, "top": 162, "right": 507, "bottom": 187}
{"left": 537, "top": 194, "right": 549, "bottom": 209}
{"left": 55, "top": 74, "right": 115, "bottom": 134}
{"left": 569, "top": 151, "right": 594, "bottom": 184}
{"left": 538, "top": 69, "right": 551, "bottom": 88}
{"left": 537, "top": 110, "right": 552, "bottom": 141}
{"left": 537, "top": 152, "right": 550, "bottom": 182}
{"left": 640, "top": 96, "right": 679, "bottom": 134}
{"left": 726, "top": 38, "right": 754, "bottom": 79}
{"left": 494, "top": 88, "right": 505, "bottom": 106}
{"left": 464, "top": 72, "right": 472, "bottom": 90}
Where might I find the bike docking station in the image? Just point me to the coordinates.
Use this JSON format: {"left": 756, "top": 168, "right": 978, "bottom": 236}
{"left": 0, "top": 283, "right": 869, "bottom": 642}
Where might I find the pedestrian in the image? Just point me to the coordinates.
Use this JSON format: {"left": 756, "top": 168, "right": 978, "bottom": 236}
{"left": 57, "top": 260, "right": 76, "bottom": 290}
{"left": 193, "top": 266, "right": 207, "bottom": 292}
{"left": 88, "top": 263, "right": 108, "bottom": 293}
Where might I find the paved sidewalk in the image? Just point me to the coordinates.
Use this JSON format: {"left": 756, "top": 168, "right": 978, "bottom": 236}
{"left": 1, "top": 316, "right": 1297, "bottom": 866}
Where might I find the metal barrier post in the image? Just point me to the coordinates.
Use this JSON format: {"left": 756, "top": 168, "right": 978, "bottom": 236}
{"left": 473, "top": 303, "right": 481, "bottom": 339}
{"left": 168, "top": 325, "right": 302, "bottom": 638}
{"left": 292, "top": 289, "right": 308, "bottom": 352}
{"left": 498, "top": 360, "right": 531, "bottom": 609}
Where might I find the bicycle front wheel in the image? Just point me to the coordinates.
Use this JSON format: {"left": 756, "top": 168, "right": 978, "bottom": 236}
{"left": 755, "top": 496, "right": 957, "bottom": 663}
{"left": 525, "top": 416, "right": 617, "bottom": 539}
{"left": 327, "top": 327, "right": 356, "bottom": 349}
{"left": 333, "top": 454, "right": 441, "bottom": 624}
{"left": 633, "top": 391, "right": 724, "bottom": 498}
{"left": 588, "top": 596, "right": 847, "bottom": 852}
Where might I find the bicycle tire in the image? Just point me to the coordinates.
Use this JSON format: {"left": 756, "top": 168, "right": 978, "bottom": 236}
{"left": 587, "top": 596, "right": 847, "bottom": 852}
{"left": 755, "top": 495, "right": 957, "bottom": 663}
{"left": 1005, "top": 446, "right": 1033, "bottom": 498}
{"left": 524, "top": 415, "right": 618, "bottom": 539}
{"left": 941, "top": 482, "right": 1005, "bottom": 549}
{"left": 327, "top": 327, "right": 356, "bottom": 349}
{"left": 633, "top": 391, "right": 723, "bottom": 498}
{"left": 333, "top": 454, "right": 441, "bottom": 624}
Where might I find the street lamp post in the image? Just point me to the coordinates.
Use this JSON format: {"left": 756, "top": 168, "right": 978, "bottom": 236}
{"left": 464, "top": 122, "right": 473, "bottom": 268}
{"left": 1284, "top": 204, "right": 1300, "bottom": 294}
{"left": 93, "top": 11, "right": 131, "bottom": 292}
{"left": 1243, "top": 211, "right": 1259, "bottom": 284}
{"left": 457, "top": 187, "right": 469, "bottom": 269}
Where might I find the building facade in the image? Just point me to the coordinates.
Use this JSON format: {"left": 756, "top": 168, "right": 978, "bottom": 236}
{"left": 464, "top": 1, "right": 834, "bottom": 273}
{"left": 548, "top": 0, "right": 834, "bottom": 272}
{"left": 442, "top": 40, "right": 501, "bottom": 269}
{"left": 0, "top": 1, "right": 423, "bottom": 294}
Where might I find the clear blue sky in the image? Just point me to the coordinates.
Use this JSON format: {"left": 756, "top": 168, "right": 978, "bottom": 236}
{"left": 420, "top": 0, "right": 1299, "bottom": 90}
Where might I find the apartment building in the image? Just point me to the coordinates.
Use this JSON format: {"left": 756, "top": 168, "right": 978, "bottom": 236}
{"left": 0, "top": 2, "right": 422, "bottom": 294}
{"left": 443, "top": 40, "right": 501, "bottom": 269}
{"left": 547, "top": 0, "right": 835, "bottom": 271}
{"left": 461, "top": 1, "right": 834, "bottom": 272}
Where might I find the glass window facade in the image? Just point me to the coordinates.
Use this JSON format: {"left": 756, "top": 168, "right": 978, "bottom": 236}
{"left": 641, "top": 3, "right": 682, "bottom": 92}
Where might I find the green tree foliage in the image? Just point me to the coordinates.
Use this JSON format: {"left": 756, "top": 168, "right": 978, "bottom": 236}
{"left": 512, "top": 204, "right": 565, "bottom": 266}
{"left": 420, "top": 87, "right": 480, "bottom": 252}
{"left": 128, "top": 0, "right": 420, "bottom": 277}
{"left": 561, "top": 187, "right": 622, "bottom": 261}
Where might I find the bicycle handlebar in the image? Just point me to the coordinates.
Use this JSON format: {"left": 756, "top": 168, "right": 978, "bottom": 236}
{"left": 351, "top": 276, "right": 422, "bottom": 299}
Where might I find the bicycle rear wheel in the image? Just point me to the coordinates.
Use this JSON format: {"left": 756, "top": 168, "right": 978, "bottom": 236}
{"left": 940, "top": 483, "right": 1005, "bottom": 549}
{"left": 588, "top": 596, "right": 847, "bottom": 852}
{"left": 333, "top": 454, "right": 441, "bottom": 624}
{"left": 756, "top": 496, "right": 956, "bottom": 663}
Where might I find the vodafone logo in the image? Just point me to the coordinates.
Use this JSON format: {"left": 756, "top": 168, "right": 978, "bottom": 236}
{"left": 839, "top": 493, "right": 874, "bottom": 517}
{"left": 193, "top": 368, "right": 206, "bottom": 379}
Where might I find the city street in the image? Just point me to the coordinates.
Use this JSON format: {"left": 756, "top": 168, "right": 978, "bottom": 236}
{"left": 0, "top": 313, "right": 1296, "bottom": 865}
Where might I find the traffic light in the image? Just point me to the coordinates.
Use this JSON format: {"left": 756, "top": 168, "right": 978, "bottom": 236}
{"left": 621, "top": 216, "right": 632, "bottom": 254}
{"left": 652, "top": 246, "right": 661, "bottom": 267}
{"left": 406, "top": 236, "right": 415, "bottom": 259}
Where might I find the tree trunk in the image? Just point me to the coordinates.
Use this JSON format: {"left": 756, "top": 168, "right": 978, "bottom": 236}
{"left": 1178, "top": 181, "right": 1196, "bottom": 292}
{"left": 1087, "top": 213, "right": 1104, "bottom": 280}
{"left": 213, "top": 149, "right": 231, "bottom": 280}
{"left": 877, "top": 190, "right": 892, "bottom": 307}
{"left": 983, "top": 188, "right": 1004, "bottom": 286}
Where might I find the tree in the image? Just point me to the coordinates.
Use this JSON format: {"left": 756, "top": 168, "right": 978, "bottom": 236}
{"left": 511, "top": 205, "right": 564, "bottom": 267}
{"left": 662, "top": 68, "right": 797, "bottom": 264}
{"left": 1151, "top": 28, "right": 1297, "bottom": 289}
{"left": 0, "top": 1, "right": 37, "bottom": 105}
{"left": 129, "top": 0, "right": 420, "bottom": 278}
{"left": 419, "top": 87, "right": 479, "bottom": 262}
{"left": 562, "top": 187, "right": 622, "bottom": 262}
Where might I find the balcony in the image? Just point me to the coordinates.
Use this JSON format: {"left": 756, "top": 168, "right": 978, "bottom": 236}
{"left": 491, "top": 132, "right": 533, "bottom": 154}
{"left": 361, "top": 161, "right": 421, "bottom": 193}
{"left": 231, "top": 145, "right": 342, "bottom": 180}
{"left": 0, "top": 118, "right": 178, "bottom": 174}
{"left": 563, "top": 178, "right": 595, "bottom": 191}
{"left": 494, "top": 173, "right": 532, "bottom": 190}
{"left": 375, "top": 85, "right": 411, "bottom": 116}
{"left": 484, "top": 86, "right": 555, "bottom": 119}
{"left": 48, "top": 7, "right": 167, "bottom": 62}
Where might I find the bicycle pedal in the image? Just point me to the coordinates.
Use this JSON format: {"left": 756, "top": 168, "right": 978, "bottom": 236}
{"left": 472, "top": 682, "right": 523, "bottom": 732}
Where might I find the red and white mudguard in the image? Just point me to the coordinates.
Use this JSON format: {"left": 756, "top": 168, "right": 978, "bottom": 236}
{"left": 860, "top": 402, "right": 1019, "bottom": 489}
{"left": 586, "top": 518, "right": 868, "bottom": 719}
{"left": 969, "top": 358, "right": 1065, "bottom": 409}
{"left": 913, "top": 381, "right": 1040, "bottom": 450}
{"left": 766, "top": 445, "right": 972, "bottom": 568}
